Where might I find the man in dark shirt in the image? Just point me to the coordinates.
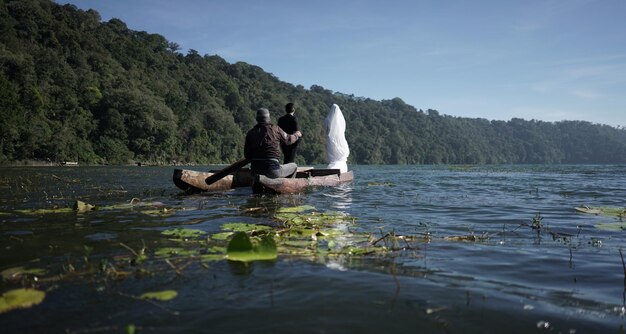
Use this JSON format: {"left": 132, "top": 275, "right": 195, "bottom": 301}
{"left": 244, "top": 108, "right": 302, "bottom": 178}
{"left": 277, "top": 103, "right": 300, "bottom": 164}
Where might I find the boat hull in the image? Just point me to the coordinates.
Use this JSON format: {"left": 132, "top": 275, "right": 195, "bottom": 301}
{"left": 172, "top": 168, "right": 253, "bottom": 193}
{"left": 173, "top": 168, "right": 353, "bottom": 194}
{"left": 254, "top": 170, "right": 354, "bottom": 194}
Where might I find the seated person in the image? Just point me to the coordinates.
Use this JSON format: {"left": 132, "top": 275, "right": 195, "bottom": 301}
{"left": 244, "top": 108, "right": 302, "bottom": 178}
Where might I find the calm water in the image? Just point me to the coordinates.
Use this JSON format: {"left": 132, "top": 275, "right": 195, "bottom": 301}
{"left": 1, "top": 165, "right": 625, "bottom": 333}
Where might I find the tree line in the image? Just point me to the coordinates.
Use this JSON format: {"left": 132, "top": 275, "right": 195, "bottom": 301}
{"left": 1, "top": 0, "right": 625, "bottom": 165}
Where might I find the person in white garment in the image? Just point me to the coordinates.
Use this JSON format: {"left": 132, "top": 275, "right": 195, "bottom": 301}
{"left": 324, "top": 104, "right": 350, "bottom": 173}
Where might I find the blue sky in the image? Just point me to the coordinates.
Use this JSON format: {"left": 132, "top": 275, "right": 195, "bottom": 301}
{"left": 56, "top": 0, "right": 625, "bottom": 127}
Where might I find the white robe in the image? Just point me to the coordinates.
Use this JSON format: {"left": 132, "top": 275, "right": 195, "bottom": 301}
{"left": 324, "top": 104, "right": 350, "bottom": 173}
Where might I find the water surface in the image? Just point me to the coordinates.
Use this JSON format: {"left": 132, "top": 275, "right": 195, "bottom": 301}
{"left": 1, "top": 165, "right": 625, "bottom": 333}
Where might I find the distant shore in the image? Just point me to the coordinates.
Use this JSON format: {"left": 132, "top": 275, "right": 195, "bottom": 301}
{"left": 0, "top": 160, "right": 198, "bottom": 167}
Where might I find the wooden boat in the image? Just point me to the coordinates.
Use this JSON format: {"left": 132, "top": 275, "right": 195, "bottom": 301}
{"left": 254, "top": 170, "right": 353, "bottom": 194}
{"left": 172, "top": 168, "right": 254, "bottom": 193}
{"left": 173, "top": 167, "right": 353, "bottom": 194}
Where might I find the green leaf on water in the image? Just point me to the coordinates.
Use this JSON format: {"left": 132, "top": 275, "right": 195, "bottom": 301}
{"left": 576, "top": 206, "right": 626, "bottom": 217}
{"left": 595, "top": 222, "right": 626, "bottom": 231}
{"left": 161, "top": 228, "right": 205, "bottom": 238}
{"left": 211, "top": 232, "right": 234, "bottom": 241}
{"left": 221, "top": 222, "right": 272, "bottom": 232}
{"left": 226, "top": 232, "right": 277, "bottom": 262}
{"left": 277, "top": 205, "right": 316, "bottom": 213}
{"left": 0, "top": 289, "right": 45, "bottom": 314}
{"left": 200, "top": 254, "right": 225, "bottom": 262}
{"left": 1, "top": 267, "right": 47, "bottom": 281}
{"left": 154, "top": 247, "right": 198, "bottom": 257}
{"left": 141, "top": 208, "right": 175, "bottom": 216}
{"left": 139, "top": 290, "right": 178, "bottom": 301}
{"left": 15, "top": 207, "right": 74, "bottom": 214}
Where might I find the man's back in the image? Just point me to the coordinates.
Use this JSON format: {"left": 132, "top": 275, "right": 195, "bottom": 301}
{"left": 278, "top": 114, "right": 298, "bottom": 134}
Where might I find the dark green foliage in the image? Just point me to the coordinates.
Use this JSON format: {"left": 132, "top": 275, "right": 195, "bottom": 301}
{"left": 1, "top": 0, "right": 625, "bottom": 165}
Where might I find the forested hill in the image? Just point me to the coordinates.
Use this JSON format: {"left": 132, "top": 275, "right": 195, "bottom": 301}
{"left": 1, "top": 0, "right": 625, "bottom": 165}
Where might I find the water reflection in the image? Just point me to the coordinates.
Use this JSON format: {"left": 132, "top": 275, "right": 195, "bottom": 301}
{"left": 321, "top": 185, "right": 354, "bottom": 271}
{"left": 324, "top": 183, "right": 353, "bottom": 211}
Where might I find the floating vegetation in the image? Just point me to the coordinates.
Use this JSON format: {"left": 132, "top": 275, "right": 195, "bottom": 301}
{"left": 226, "top": 232, "right": 277, "bottom": 262}
{"left": 366, "top": 182, "right": 394, "bottom": 187}
{"left": 576, "top": 205, "right": 626, "bottom": 218}
{"left": 161, "top": 228, "right": 205, "bottom": 239}
{"left": 444, "top": 233, "right": 490, "bottom": 242}
{"left": 14, "top": 206, "right": 75, "bottom": 215}
{"left": 74, "top": 200, "right": 95, "bottom": 212}
{"left": 9, "top": 198, "right": 172, "bottom": 215}
{"left": 531, "top": 213, "right": 543, "bottom": 230}
{"left": 594, "top": 222, "right": 626, "bottom": 231}
{"left": 220, "top": 222, "right": 272, "bottom": 233}
{"left": 1, "top": 267, "right": 47, "bottom": 281}
{"left": 0, "top": 289, "right": 45, "bottom": 314}
{"left": 276, "top": 205, "right": 315, "bottom": 213}
{"left": 274, "top": 210, "right": 352, "bottom": 229}
{"left": 154, "top": 247, "right": 199, "bottom": 258}
{"left": 210, "top": 232, "right": 234, "bottom": 241}
{"left": 139, "top": 290, "right": 178, "bottom": 302}
{"left": 0, "top": 203, "right": 575, "bottom": 307}
{"left": 141, "top": 208, "right": 176, "bottom": 216}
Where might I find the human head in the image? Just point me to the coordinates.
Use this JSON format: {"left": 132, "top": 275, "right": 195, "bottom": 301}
{"left": 285, "top": 103, "right": 295, "bottom": 114}
{"left": 256, "top": 108, "right": 270, "bottom": 124}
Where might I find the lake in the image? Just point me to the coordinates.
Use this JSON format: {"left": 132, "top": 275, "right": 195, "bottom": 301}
{"left": 1, "top": 164, "right": 625, "bottom": 333}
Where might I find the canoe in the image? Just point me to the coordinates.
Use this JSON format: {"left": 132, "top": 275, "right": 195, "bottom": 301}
{"left": 254, "top": 170, "right": 353, "bottom": 194}
{"left": 172, "top": 168, "right": 253, "bottom": 193}
{"left": 173, "top": 168, "right": 353, "bottom": 194}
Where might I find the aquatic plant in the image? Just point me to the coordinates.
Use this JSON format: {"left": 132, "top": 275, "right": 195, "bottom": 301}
{"left": 140, "top": 290, "right": 178, "bottom": 301}
{"left": 226, "top": 232, "right": 277, "bottom": 262}
{"left": 0, "top": 289, "right": 45, "bottom": 314}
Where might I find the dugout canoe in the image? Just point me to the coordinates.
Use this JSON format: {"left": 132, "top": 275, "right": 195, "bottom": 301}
{"left": 173, "top": 167, "right": 353, "bottom": 194}
{"left": 253, "top": 170, "right": 353, "bottom": 194}
{"left": 172, "top": 168, "right": 253, "bottom": 194}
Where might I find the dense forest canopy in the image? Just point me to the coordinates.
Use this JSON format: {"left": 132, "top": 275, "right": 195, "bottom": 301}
{"left": 1, "top": 0, "right": 625, "bottom": 165}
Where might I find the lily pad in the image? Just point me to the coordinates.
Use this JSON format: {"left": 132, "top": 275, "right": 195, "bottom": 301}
{"left": 0, "top": 289, "right": 45, "bottom": 314}
{"left": 576, "top": 206, "right": 626, "bottom": 217}
{"left": 141, "top": 208, "right": 175, "bottom": 216}
{"left": 15, "top": 207, "right": 74, "bottom": 214}
{"left": 161, "top": 228, "right": 205, "bottom": 238}
{"left": 277, "top": 205, "right": 316, "bottom": 213}
{"left": 1, "top": 267, "right": 47, "bottom": 281}
{"left": 210, "top": 232, "right": 234, "bottom": 241}
{"left": 276, "top": 211, "right": 350, "bottom": 228}
{"left": 200, "top": 254, "right": 225, "bottom": 262}
{"left": 226, "top": 232, "right": 277, "bottom": 262}
{"left": 221, "top": 222, "right": 272, "bottom": 232}
{"left": 595, "top": 222, "right": 626, "bottom": 231}
{"left": 154, "top": 247, "right": 198, "bottom": 257}
{"left": 98, "top": 198, "right": 165, "bottom": 211}
{"left": 139, "top": 290, "right": 178, "bottom": 301}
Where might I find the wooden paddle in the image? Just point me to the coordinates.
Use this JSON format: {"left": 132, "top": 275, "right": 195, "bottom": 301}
{"left": 205, "top": 158, "right": 250, "bottom": 186}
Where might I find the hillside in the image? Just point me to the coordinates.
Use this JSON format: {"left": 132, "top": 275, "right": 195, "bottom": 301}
{"left": 1, "top": 0, "right": 625, "bottom": 165}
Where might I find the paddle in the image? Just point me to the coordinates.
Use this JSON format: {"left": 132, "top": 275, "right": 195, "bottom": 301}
{"left": 205, "top": 158, "right": 250, "bottom": 186}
